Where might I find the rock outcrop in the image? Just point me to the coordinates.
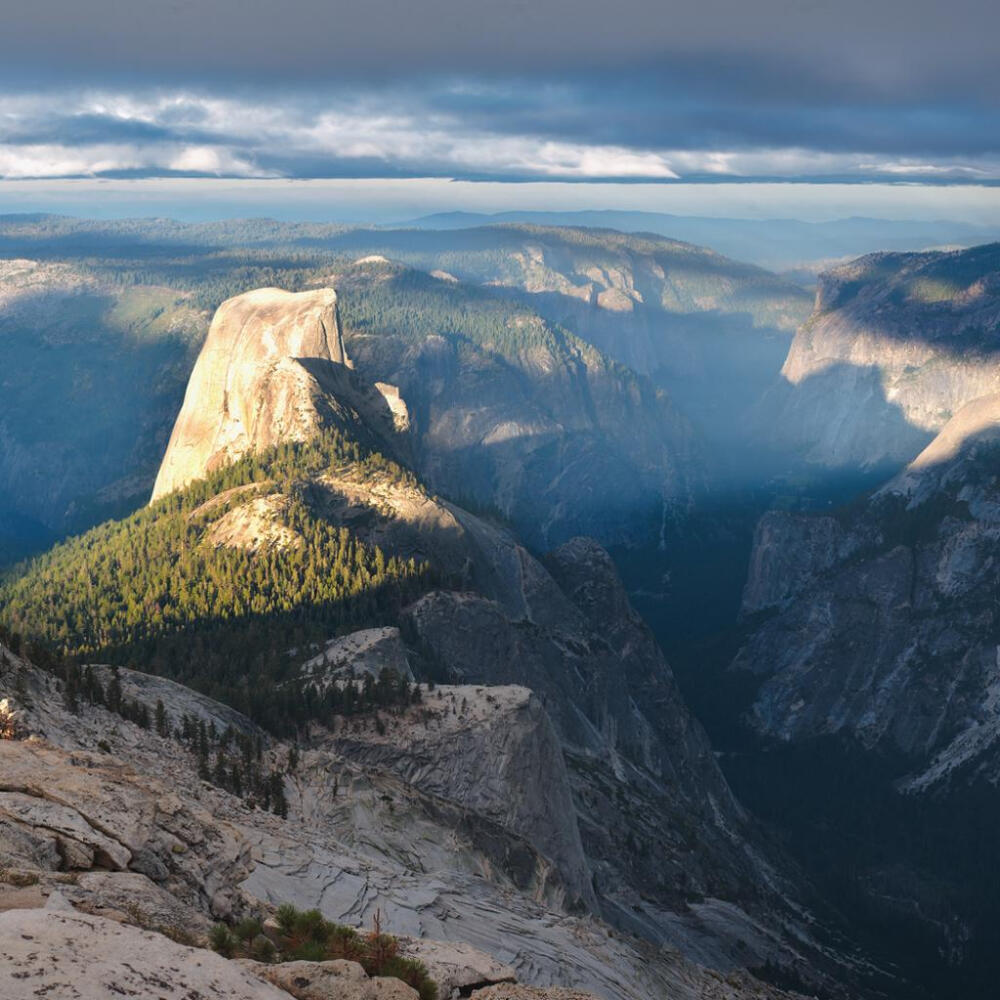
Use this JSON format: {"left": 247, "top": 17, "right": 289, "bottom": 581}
{"left": 240, "top": 959, "right": 419, "bottom": 999}
{"left": 299, "top": 627, "right": 414, "bottom": 687}
{"left": 759, "top": 243, "right": 1000, "bottom": 470}
{"left": 0, "top": 738, "right": 251, "bottom": 918}
{"left": 317, "top": 684, "right": 595, "bottom": 911}
{"left": 0, "top": 641, "right": 809, "bottom": 1000}
{"left": 396, "top": 938, "right": 516, "bottom": 996}
{"left": 0, "top": 904, "right": 292, "bottom": 1000}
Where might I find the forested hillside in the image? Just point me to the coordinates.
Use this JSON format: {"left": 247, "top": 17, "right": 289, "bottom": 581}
{"left": 0, "top": 431, "right": 430, "bottom": 731}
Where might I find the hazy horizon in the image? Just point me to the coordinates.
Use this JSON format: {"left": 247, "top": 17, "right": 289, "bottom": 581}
{"left": 3, "top": 178, "right": 1000, "bottom": 228}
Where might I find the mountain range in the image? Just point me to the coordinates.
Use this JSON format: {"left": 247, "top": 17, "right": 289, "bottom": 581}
{"left": 405, "top": 211, "right": 1000, "bottom": 274}
{"left": 3, "top": 214, "right": 1000, "bottom": 998}
{"left": 1, "top": 276, "right": 854, "bottom": 999}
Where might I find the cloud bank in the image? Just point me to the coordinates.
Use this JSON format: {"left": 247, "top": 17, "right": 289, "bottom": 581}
{"left": 2, "top": 85, "right": 999, "bottom": 184}
{"left": 1, "top": 0, "right": 998, "bottom": 185}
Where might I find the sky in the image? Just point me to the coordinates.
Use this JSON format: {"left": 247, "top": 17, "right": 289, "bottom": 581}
{"left": 1, "top": 0, "right": 999, "bottom": 219}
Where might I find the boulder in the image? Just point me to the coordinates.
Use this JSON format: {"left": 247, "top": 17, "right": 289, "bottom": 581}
{"left": 0, "top": 906, "right": 290, "bottom": 1000}
{"left": 240, "top": 958, "right": 419, "bottom": 999}
{"left": 397, "top": 937, "right": 516, "bottom": 996}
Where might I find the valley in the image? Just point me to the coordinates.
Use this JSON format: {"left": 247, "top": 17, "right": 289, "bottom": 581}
{"left": 1, "top": 214, "right": 999, "bottom": 999}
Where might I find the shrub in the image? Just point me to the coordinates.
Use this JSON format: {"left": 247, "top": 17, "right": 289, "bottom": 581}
{"left": 234, "top": 916, "right": 263, "bottom": 942}
{"left": 209, "top": 923, "right": 237, "bottom": 958}
{"left": 208, "top": 902, "right": 437, "bottom": 1000}
{"left": 288, "top": 939, "right": 328, "bottom": 962}
{"left": 275, "top": 902, "right": 298, "bottom": 937}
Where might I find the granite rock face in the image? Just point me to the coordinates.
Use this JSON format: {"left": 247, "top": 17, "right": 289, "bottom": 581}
{"left": 736, "top": 383, "right": 1000, "bottom": 787}
{"left": 401, "top": 540, "right": 813, "bottom": 966}
{"left": 0, "top": 643, "right": 809, "bottom": 1000}
{"left": 299, "top": 627, "right": 414, "bottom": 687}
{"left": 759, "top": 243, "right": 1000, "bottom": 470}
{"left": 239, "top": 959, "right": 419, "bottom": 999}
{"left": 319, "top": 684, "right": 595, "bottom": 911}
{"left": 740, "top": 511, "right": 857, "bottom": 616}
{"left": 0, "top": 738, "right": 251, "bottom": 918}
{"left": 0, "top": 905, "right": 292, "bottom": 1000}
{"left": 395, "top": 937, "right": 516, "bottom": 996}
{"left": 152, "top": 287, "right": 401, "bottom": 501}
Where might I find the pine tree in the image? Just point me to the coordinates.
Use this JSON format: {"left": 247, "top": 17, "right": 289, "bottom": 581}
{"left": 106, "top": 671, "right": 123, "bottom": 713}
{"left": 155, "top": 699, "right": 169, "bottom": 737}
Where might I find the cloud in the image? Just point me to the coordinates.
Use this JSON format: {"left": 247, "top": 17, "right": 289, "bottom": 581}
{"left": 1, "top": 1, "right": 998, "bottom": 190}
{"left": 2, "top": 85, "right": 999, "bottom": 185}
{"left": 0, "top": 90, "right": 681, "bottom": 181}
{"left": 2, "top": 0, "right": 998, "bottom": 98}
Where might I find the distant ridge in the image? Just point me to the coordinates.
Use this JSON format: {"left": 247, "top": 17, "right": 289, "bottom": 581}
{"left": 402, "top": 209, "right": 1000, "bottom": 271}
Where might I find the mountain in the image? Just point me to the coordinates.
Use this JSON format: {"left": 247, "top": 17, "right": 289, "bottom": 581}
{"left": 0, "top": 221, "right": 723, "bottom": 559}
{"left": 0, "top": 284, "right": 855, "bottom": 995}
{"left": 331, "top": 259, "right": 695, "bottom": 547}
{"left": 757, "top": 243, "right": 1000, "bottom": 472}
{"left": 320, "top": 225, "right": 811, "bottom": 458}
{"left": 406, "top": 211, "right": 1000, "bottom": 273}
{"left": 722, "top": 262, "right": 1000, "bottom": 994}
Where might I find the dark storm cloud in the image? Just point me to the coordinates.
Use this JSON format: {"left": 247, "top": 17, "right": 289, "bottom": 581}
{"left": 421, "top": 74, "right": 1000, "bottom": 159}
{"left": 1, "top": 0, "right": 998, "bottom": 182}
{"left": 3, "top": 0, "right": 999, "bottom": 90}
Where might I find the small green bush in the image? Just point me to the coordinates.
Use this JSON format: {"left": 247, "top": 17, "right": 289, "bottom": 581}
{"left": 207, "top": 903, "right": 436, "bottom": 998}
{"left": 288, "top": 939, "right": 328, "bottom": 962}
{"left": 209, "top": 923, "right": 237, "bottom": 958}
{"left": 275, "top": 902, "right": 298, "bottom": 937}
{"left": 234, "top": 916, "right": 263, "bottom": 942}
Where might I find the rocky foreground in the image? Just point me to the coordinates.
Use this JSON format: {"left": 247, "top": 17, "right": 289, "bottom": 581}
{"left": 0, "top": 639, "right": 805, "bottom": 1000}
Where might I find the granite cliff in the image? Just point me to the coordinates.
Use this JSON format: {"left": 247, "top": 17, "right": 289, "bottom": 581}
{"left": 737, "top": 391, "right": 1000, "bottom": 784}
{"left": 152, "top": 287, "right": 405, "bottom": 501}
{"left": 759, "top": 243, "right": 1000, "bottom": 470}
{"left": 731, "top": 374, "right": 1000, "bottom": 991}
